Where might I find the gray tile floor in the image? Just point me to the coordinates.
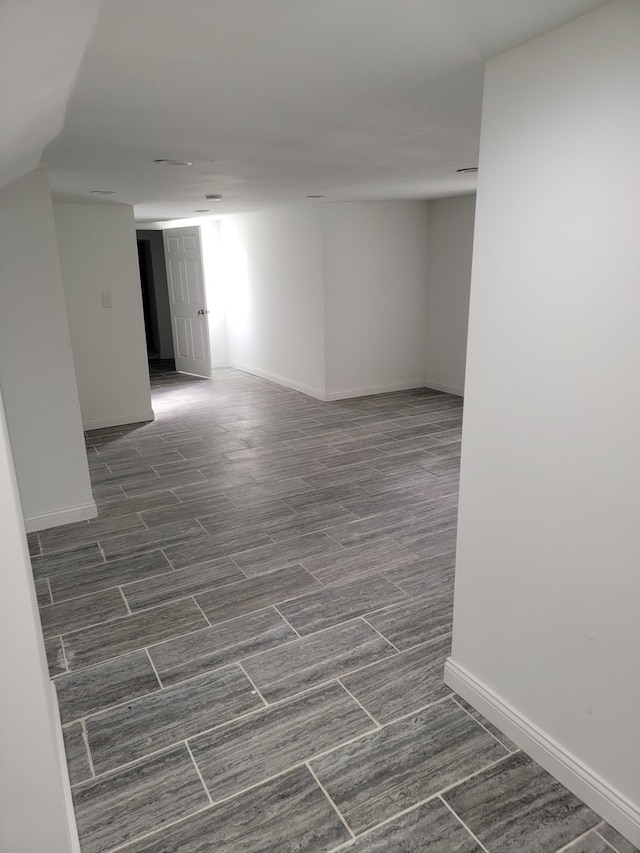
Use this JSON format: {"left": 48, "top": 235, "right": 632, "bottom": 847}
{"left": 30, "top": 367, "right": 636, "bottom": 853}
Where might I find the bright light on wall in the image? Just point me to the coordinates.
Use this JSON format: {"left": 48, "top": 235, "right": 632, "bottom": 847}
{"left": 220, "top": 221, "right": 250, "bottom": 333}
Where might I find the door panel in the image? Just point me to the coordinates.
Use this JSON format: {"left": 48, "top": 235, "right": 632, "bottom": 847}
{"left": 163, "top": 227, "right": 211, "bottom": 378}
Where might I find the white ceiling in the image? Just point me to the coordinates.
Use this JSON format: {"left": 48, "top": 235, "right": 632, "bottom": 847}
{"left": 32, "top": 0, "right": 611, "bottom": 221}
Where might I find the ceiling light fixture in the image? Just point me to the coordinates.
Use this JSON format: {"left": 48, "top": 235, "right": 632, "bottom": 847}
{"left": 456, "top": 167, "right": 478, "bottom": 174}
{"left": 205, "top": 194, "right": 223, "bottom": 201}
{"left": 154, "top": 159, "right": 193, "bottom": 166}
{"left": 306, "top": 194, "right": 325, "bottom": 199}
{"left": 90, "top": 189, "right": 115, "bottom": 195}
{"left": 194, "top": 209, "right": 210, "bottom": 213}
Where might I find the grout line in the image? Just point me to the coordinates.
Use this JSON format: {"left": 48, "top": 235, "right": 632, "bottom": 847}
{"left": 337, "top": 679, "right": 381, "bottom": 729}
{"left": 59, "top": 635, "right": 70, "bottom": 673}
{"left": 237, "top": 661, "right": 269, "bottom": 707}
{"left": 118, "top": 586, "right": 132, "bottom": 616}
{"left": 306, "top": 762, "right": 355, "bottom": 840}
{"left": 185, "top": 741, "right": 214, "bottom": 806}
{"left": 360, "top": 615, "right": 402, "bottom": 653}
{"left": 439, "top": 795, "right": 490, "bottom": 852}
{"left": 272, "top": 605, "right": 302, "bottom": 638}
{"left": 107, "top": 804, "right": 214, "bottom": 853}
{"left": 144, "top": 647, "right": 164, "bottom": 689}
{"left": 191, "top": 596, "right": 212, "bottom": 627}
{"left": 451, "top": 695, "right": 515, "bottom": 753}
{"left": 555, "top": 826, "right": 611, "bottom": 852}
{"left": 593, "top": 829, "right": 624, "bottom": 853}
{"left": 80, "top": 718, "right": 97, "bottom": 779}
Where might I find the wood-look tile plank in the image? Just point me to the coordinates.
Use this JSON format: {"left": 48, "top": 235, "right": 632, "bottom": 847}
{"left": 242, "top": 619, "right": 396, "bottom": 703}
{"left": 72, "top": 745, "right": 208, "bottom": 853}
{"left": 62, "top": 599, "right": 208, "bottom": 670}
{"left": 54, "top": 650, "right": 160, "bottom": 723}
{"left": 38, "top": 512, "right": 145, "bottom": 553}
{"left": 383, "top": 554, "right": 455, "bottom": 598}
{"left": 100, "top": 518, "right": 209, "bottom": 560}
{"left": 190, "top": 682, "right": 374, "bottom": 800}
{"left": 149, "top": 607, "right": 297, "bottom": 686}
{"left": 301, "top": 538, "right": 423, "bottom": 586}
{"left": 341, "top": 633, "right": 452, "bottom": 723}
{"left": 86, "top": 665, "right": 263, "bottom": 773}
{"left": 442, "top": 752, "right": 600, "bottom": 852}
{"left": 346, "top": 797, "right": 482, "bottom": 852}
{"left": 38, "top": 588, "right": 129, "bottom": 638}
{"left": 120, "top": 766, "right": 350, "bottom": 853}
{"left": 49, "top": 550, "right": 173, "bottom": 602}
{"left": 30, "top": 542, "right": 104, "bottom": 579}
{"left": 311, "top": 698, "right": 508, "bottom": 834}
{"left": 231, "top": 531, "right": 345, "bottom": 577}
{"left": 277, "top": 574, "right": 409, "bottom": 636}
{"left": 365, "top": 590, "right": 454, "bottom": 650}
{"left": 195, "top": 565, "right": 320, "bottom": 625}
{"left": 121, "top": 557, "right": 244, "bottom": 611}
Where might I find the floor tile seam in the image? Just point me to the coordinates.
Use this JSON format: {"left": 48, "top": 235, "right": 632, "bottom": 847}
{"left": 106, "top": 803, "right": 215, "bottom": 853}
{"left": 58, "top": 634, "right": 71, "bottom": 673}
{"left": 338, "top": 630, "right": 453, "bottom": 679}
{"left": 306, "top": 761, "right": 356, "bottom": 840}
{"left": 271, "top": 604, "right": 303, "bottom": 639}
{"left": 553, "top": 826, "right": 614, "bottom": 853}
{"left": 238, "top": 615, "right": 394, "bottom": 670}
{"left": 450, "top": 696, "right": 519, "bottom": 753}
{"left": 236, "top": 660, "right": 269, "bottom": 707}
{"left": 80, "top": 717, "right": 97, "bottom": 780}
{"left": 44, "top": 577, "right": 53, "bottom": 606}
{"left": 593, "top": 827, "right": 630, "bottom": 853}
{"left": 62, "top": 619, "right": 212, "bottom": 673}
{"left": 41, "top": 607, "right": 144, "bottom": 642}
{"left": 358, "top": 615, "right": 402, "bottom": 652}
{"left": 118, "top": 586, "right": 133, "bottom": 616}
{"left": 190, "top": 595, "right": 212, "bottom": 628}
{"left": 144, "top": 647, "right": 164, "bottom": 690}
{"left": 184, "top": 740, "right": 214, "bottom": 806}
{"left": 438, "top": 794, "right": 491, "bottom": 852}
{"left": 186, "top": 723, "right": 379, "bottom": 806}
{"left": 435, "top": 750, "right": 521, "bottom": 807}
{"left": 336, "top": 679, "right": 381, "bottom": 729}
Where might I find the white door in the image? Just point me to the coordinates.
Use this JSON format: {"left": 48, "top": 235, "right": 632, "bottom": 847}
{"left": 163, "top": 227, "right": 212, "bottom": 378}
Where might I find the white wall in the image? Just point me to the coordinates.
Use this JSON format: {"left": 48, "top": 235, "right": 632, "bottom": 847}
{"left": 55, "top": 203, "right": 154, "bottom": 430}
{"left": 425, "top": 194, "right": 475, "bottom": 395}
{"left": 323, "top": 202, "right": 429, "bottom": 400}
{"left": 0, "top": 171, "right": 95, "bottom": 531}
{"left": 221, "top": 206, "right": 326, "bottom": 398}
{"left": 446, "top": 1, "right": 640, "bottom": 844}
{"left": 200, "top": 221, "right": 229, "bottom": 367}
{"left": 0, "top": 387, "right": 79, "bottom": 853}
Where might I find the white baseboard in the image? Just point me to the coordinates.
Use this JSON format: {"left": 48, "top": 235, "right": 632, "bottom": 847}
{"left": 423, "top": 378, "right": 464, "bottom": 396}
{"left": 24, "top": 500, "right": 97, "bottom": 533}
{"left": 50, "top": 681, "right": 82, "bottom": 853}
{"left": 82, "top": 409, "right": 155, "bottom": 431}
{"left": 228, "top": 360, "right": 327, "bottom": 401}
{"left": 326, "top": 379, "right": 425, "bottom": 401}
{"left": 444, "top": 658, "right": 640, "bottom": 847}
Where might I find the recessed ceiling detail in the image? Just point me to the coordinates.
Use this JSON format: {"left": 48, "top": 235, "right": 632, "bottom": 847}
{"left": 153, "top": 159, "right": 193, "bottom": 166}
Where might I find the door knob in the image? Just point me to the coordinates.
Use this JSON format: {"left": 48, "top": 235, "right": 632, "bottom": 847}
{"left": 197, "top": 309, "right": 210, "bottom": 316}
